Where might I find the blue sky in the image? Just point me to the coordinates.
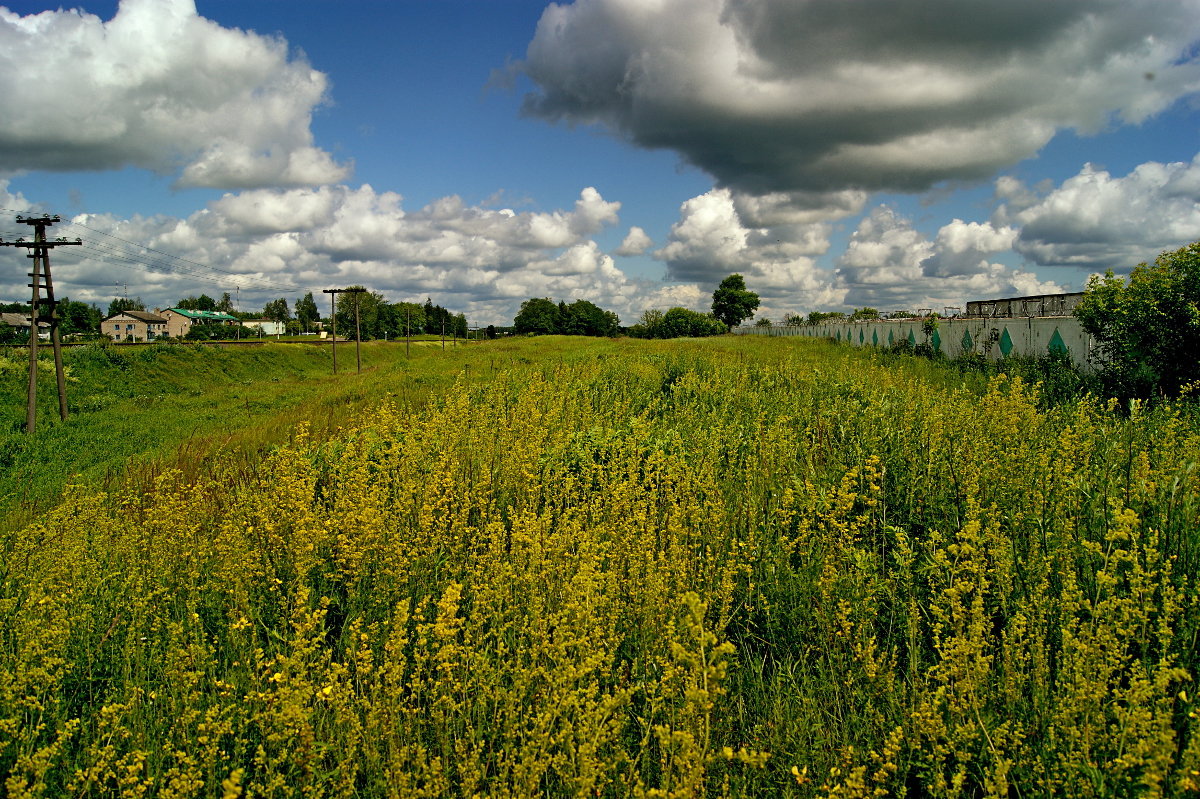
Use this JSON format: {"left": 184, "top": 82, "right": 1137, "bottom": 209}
{"left": 1, "top": 0, "right": 1199, "bottom": 324}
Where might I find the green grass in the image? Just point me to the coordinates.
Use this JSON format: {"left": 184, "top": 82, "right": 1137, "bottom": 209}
{"left": 3, "top": 333, "right": 1198, "bottom": 796}
{"left": 0, "top": 339, "right": 505, "bottom": 528}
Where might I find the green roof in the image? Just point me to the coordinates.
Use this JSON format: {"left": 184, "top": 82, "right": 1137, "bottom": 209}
{"left": 169, "top": 308, "right": 239, "bottom": 321}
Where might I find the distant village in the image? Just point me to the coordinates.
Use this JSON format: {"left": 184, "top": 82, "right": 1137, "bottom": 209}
{"left": 0, "top": 290, "right": 476, "bottom": 343}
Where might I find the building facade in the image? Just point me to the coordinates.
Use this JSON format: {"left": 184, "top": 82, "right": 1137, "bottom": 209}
{"left": 102, "top": 310, "right": 168, "bottom": 342}
{"left": 163, "top": 308, "right": 240, "bottom": 338}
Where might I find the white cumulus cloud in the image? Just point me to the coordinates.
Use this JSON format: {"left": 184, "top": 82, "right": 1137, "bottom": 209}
{"left": 0, "top": 0, "right": 348, "bottom": 188}
{"left": 835, "top": 207, "right": 1063, "bottom": 310}
{"left": 4, "top": 183, "right": 701, "bottom": 326}
{"left": 1007, "top": 156, "right": 1200, "bottom": 270}
{"left": 615, "top": 226, "right": 653, "bottom": 256}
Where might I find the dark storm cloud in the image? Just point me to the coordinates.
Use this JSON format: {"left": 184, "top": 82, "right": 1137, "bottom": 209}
{"left": 518, "top": 0, "right": 1200, "bottom": 195}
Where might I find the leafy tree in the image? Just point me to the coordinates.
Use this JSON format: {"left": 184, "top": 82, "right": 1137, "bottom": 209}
{"left": 262, "top": 298, "right": 291, "bottom": 324}
{"left": 711, "top": 274, "right": 759, "bottom": 329}
{"left": 176, "top": 294, "right": 217, "bottom": 311}
{"left": 394, "top": 302, "right": 425, "bottom": 337}
{"left": 334, "top": 288, "right": 387, "bottom": 340}
{"left": 630, "top": 307, "right": 725, "bottom": 339}
{"left": 850, "top": 307, "right": 880, "bottom": 321}
{"left": 656, "top": 307, "right": 726, "bottom": 338}
{"left": 422, "top": 298, "right": 454, "bottom": 336}
{"left": 216, "top": 292, "right": 235, "bottom": 313}
{"left": 514, "top": 298, "right": 562, "bottom": 335}
{"left": 486, "top": 324, "right": 498, "bottom": 340}
{"left": 807, "top": 310, "right": 846, "bottom": 325}
{"left": 783, "top": 313, "right": 805, "bottom": 326}
{"left": 58, "top": 298, "right": 102, "bottom": 335}
{"left": 560, "top": 299, "right": 620, "bottom": 337}
{"left": 106, "top": 296, "right": 145, "bottom": 318}
{"left": 295, "top": 292, "right": 320, "bottom": 332}
{"left": 1075, "top": 240, "right": 1200, "bottom": 399}
{"left": 754, "top": 317, "right": 772, "bottom": 327}
{"left": 184, "top": 322, "right": 236, "bottom": 341}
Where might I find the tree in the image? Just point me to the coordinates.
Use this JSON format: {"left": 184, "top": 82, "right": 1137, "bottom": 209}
{"left": 423, "top": 298, "right": 452, "bottom": 336}
{"left": 783, "top": 313, "right": 805, "bottom": 326}
{"left": 107, "top": 296, "right": 145, "bottom": 318}
{"left": 216, "top": 292, "right": 235, "bottom": 313}
{"left": 807, "top": 311, "right": 846, "bottom": 325}
{"left": 394, "top": 301, "right": 425, "bottom": 337}
{"left": 263, "top": 298, "right": 291, "bottom": 324}
{"left": 560, "top": 299, "right": 620, "bottom": 337}
{"left": 59, "top": 298, "right": 102, "bottom": 336}
{"left": 711, "top": 274, "right": 760, "bottom": 329}
{"left": 177, "top": 294, "right": 217, "bottom": 311}
{"left": 334, "top": 288, "right": 387, "bottom": 340}
{"left": 513, "top": 298, "right": 562, "bottom": 335}
{"left": 656, "top": 307, "right": 726, "bottom": 338}
{"left": 295, "top": 292, "right": 319, "bottom": 332}
{"left": 1075, "top": 240, "right": 1200, "bottom": 399}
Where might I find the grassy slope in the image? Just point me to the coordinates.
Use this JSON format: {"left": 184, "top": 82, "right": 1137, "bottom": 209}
{"left": 0, "top": 339, "right": 518, "bottom": 528}
{"left": 0, "top": 336, "right": 692, "bottom": 529}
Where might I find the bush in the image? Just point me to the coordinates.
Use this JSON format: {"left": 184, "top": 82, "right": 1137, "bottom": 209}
{"left": 1075, "top": 240, "right": 1200, "bottom": 400}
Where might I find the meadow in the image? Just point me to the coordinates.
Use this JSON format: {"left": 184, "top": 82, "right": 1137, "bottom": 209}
{"left": 1, "top": 335, "right": 1198, "bottom": 797}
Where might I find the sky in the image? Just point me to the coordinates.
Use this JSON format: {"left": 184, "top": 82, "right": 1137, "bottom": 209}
{"left": 1, "top": 0, "right": 1199, "bottom": 326}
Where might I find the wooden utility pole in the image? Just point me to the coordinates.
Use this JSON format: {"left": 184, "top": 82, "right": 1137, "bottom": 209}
{"left": 353, "top": 291, "right": 363, "bottom": 374}
{"left": 0, "top": 214, "right": 81, "bottom": 434}
{"left": 323, "top": 287, "right": 367, "bottom": 375}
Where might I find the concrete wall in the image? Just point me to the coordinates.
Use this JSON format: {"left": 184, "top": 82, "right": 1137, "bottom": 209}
{"left": 734, "top": 316, "right": 1095, "bottom": 369}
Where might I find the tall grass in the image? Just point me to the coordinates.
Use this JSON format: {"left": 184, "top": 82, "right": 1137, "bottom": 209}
{"left": 1, "top": 336, "right": 1198, "bottom": 796}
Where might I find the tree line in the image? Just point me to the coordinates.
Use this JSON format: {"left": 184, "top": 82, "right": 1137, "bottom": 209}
{"left": 512, "top": 274, "right": 762, "bottom": 339}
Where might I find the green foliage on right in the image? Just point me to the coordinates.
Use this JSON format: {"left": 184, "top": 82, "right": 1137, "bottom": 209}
{"left": 1075, "top": 240, "right": 1200, "bottom": 400}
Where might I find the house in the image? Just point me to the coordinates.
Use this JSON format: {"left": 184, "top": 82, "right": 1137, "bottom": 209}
{"left": 102, "top": 310, "right": 168, "bottom": 342}
{"left": 162, "top": 308, "right": 240, "bottom": 338}
{"left": 0, "top": 312, "right": 50, "bottom": 340}
{"left": 240, "top": 319, "right": 286, "bottom": 336}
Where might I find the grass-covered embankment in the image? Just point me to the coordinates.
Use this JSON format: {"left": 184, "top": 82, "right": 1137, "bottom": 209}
{"left": 0, "top": 338, "right": 505, "bottom": 527}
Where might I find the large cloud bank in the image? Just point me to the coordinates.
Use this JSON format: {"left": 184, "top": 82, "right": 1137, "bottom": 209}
{"left": 0, "top": 0, "right": 348, "bottom": 188}
{"left": 0, "top": 181, "right": 709, "bottom": 325}
{"left": 519, "top": 0, "right": 1200, "bottom": 195}
{"left": 1004, "top": 156, "right": 1200, "bottom": 270}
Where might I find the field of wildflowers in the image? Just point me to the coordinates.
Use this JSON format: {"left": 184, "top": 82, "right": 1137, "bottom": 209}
{"left": 2, "top": 336, "right": 1198, "bottom": 796}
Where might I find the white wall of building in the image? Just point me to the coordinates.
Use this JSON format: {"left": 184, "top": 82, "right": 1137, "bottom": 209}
{"left": 736, "top": 317, "right": 1095, "bottom": 369}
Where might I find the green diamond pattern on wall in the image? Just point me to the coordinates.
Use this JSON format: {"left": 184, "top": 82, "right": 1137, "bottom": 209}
{"left": 931, "top": 327, "right": 941, "bottom": 352}
{"left": 1049, "top": 327, "right": 1068, "bottom": 357}
{"left": 872, "top": 330, "right": 878, "bottom": 347}
{"left": 888, "top": 330, "right": 895, "bottom": 346}
{"left": 908, "top": 329, "right": 916, "bottom": 346}
{"left": 859, "top": 329, "right": 864, "bottom": 344}
{"left": 1000, "top": 328, "right": 1014, "bottom": 357}
{"left": 961, "top": 330, "right": 973, "bottom": 351}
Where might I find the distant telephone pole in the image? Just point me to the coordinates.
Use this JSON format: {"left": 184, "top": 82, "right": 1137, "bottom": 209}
{"left": 323, "top": 287, "right": 367, "bottom": 375}
{"left": 0, "top": 214, "right": 81, "bottom": 434}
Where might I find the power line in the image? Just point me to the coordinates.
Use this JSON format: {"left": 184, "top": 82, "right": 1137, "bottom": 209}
{"left": 64, "top": 218, "right": 307, "bottom": 292}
